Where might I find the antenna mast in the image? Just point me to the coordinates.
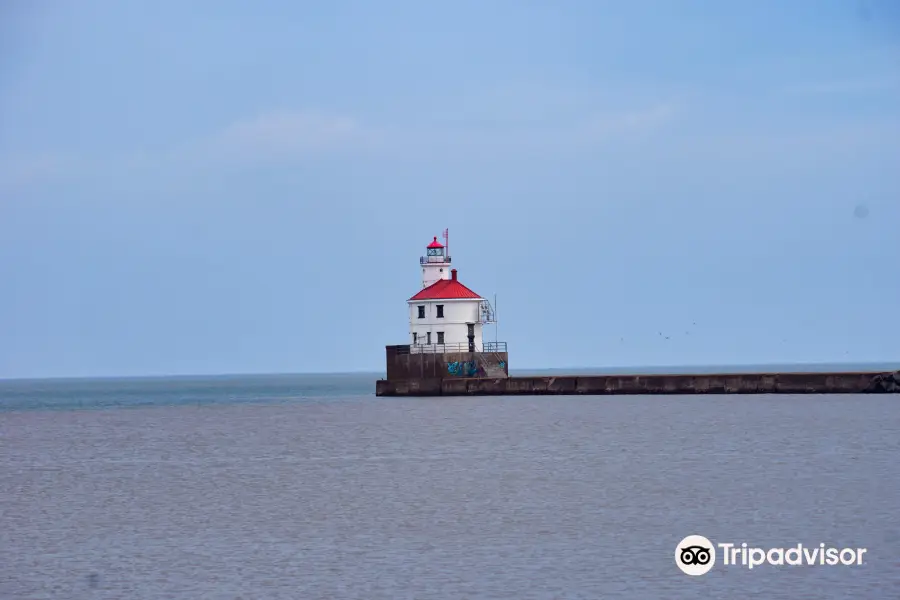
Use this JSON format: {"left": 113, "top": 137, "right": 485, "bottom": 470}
{"left": 443, "top": 228, "right": 449, "bottom": 260}
{"left": 495, "top": 293, "right": 498, "bottom": 343}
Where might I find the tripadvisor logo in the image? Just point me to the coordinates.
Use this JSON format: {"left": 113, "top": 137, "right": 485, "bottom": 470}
{"left": 675, "top": 535, "right": 716, "bottom": 576}
{"left": 675, "top": 535, "right": 868, "bottom": 576}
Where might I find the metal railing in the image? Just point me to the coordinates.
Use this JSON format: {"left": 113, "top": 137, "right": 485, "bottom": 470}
{"left": 420, "top": 256, "right": 452, "bottom": 264}
{"left": 386, "top": 344, "right": 413, "bottom": 355}
{"left": 479, "top": 299, "right": 496, "bottom": 324}
{"left": 391, "top": 341, "right": 507, "bottom": 354}
{"left": 412, "top": 343, "right": 471, "bottom": 354}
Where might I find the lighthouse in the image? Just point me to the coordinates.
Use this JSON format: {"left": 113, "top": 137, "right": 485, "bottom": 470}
{"left": 407, "top": 231, "right": 497, "bottom": 354}
{"left": 378, "top": 229, "right": 508, "bottom": 388}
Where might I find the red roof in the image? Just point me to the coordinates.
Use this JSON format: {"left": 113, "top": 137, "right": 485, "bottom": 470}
{"left": 409, "top": 270, "right": 481, "bottom": 301}
{"left": 427, "top": 236, "right": 444, "bottom": 249}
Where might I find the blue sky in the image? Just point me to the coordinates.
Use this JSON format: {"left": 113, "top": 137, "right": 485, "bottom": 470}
{"left": 1, "top": 0, "right": 898, "bottom": 378}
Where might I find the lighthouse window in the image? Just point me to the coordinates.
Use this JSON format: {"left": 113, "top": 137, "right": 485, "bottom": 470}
{"left": 436, "top": 305, "right": 444, "bottom": 318}
{"left": 417, "top": 306, "right": 425, "bottom": 319}
{"left": 437, "top": 332, "right": 444, "bottom": 344}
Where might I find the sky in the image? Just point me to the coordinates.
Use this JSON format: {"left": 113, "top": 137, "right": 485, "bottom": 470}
{"left": 1, "top": 0, "right": 899, "bottom": 378}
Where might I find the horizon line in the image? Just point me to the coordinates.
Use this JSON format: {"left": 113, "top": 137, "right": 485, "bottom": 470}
{"left": 2, "top": 360, "right": 898, "bottom": 383}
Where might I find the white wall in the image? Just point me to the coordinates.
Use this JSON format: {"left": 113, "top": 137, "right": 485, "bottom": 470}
{"left": 408, "top": 298, "right": 484, "bottom": 350}
{"left": 421, "top": 261, "right": 451, "bottom": 288}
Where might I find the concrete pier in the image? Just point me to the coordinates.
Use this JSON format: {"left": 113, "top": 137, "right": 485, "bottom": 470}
{"left": 375, "top": 370, "right": 900, "bottom": 396}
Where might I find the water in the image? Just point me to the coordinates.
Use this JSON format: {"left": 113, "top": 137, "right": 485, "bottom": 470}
{"left": 2, "top": 374, "right": 899, "bottom": 599}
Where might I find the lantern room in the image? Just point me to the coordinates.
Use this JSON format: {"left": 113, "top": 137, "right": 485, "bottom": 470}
{"left": 425, "top": 237, "right": 446, "bottom": 262}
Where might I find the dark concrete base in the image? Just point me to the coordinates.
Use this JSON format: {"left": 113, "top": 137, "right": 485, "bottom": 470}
{"left": 384, "top": 347, "right": 509, "bottom": 381}
{"left": 375, "top": 370, "right": 900, "bottom": 396}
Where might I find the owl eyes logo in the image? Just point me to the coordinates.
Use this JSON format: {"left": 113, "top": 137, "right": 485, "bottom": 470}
{"left": 675, "top": 535, "right": 716, "bottom": 575}
{"left": 680, "top": 545, "right": 711, "bottom": 565}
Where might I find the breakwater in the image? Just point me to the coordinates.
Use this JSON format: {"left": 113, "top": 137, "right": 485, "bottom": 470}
{"left": 375, "top": 370, "right": 900, "bottom": 396}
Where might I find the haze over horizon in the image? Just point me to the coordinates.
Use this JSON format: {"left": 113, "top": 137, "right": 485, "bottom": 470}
{"left": 1, "top": 0, "right": 899, "bottom": 378}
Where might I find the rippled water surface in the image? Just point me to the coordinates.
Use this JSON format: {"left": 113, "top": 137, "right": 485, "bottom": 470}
{"left": 2, "top": 375, "right": 899, "bottom": 599}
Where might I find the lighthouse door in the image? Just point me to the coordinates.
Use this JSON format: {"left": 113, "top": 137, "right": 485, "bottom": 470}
{"left": 467, "top": 323, "right": 475, "bottom": 352}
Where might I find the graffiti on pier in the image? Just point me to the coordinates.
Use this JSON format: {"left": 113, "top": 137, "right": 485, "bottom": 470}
{"left": 499, "top": 361, "right": 506, "bottom": 370}
{"left": 447, "top": 360, "right": 486, "bottom": 377}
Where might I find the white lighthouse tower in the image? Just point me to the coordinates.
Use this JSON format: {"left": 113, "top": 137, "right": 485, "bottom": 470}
{"left": 408, "top": 230, "right": 497, "bottom": 353}
{"left": 420, "top": 232, "right": 450, "bottom": 288}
